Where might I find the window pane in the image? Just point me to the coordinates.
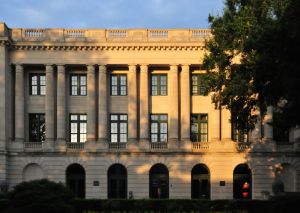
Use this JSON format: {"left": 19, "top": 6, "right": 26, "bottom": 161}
{"left": 160, "top": 86, "right": 167, "bottom": 95}
{"left": 40, "top": 86, "right": 46, "bottom": 95}
{"left": 120, "top": 134, "right": 127, "bottom": 142}
{"left": 72, "top": 86, "right": 77, "bottom": 95}
{"left": 31, "top": 76, "right": 37, "bottom": 85}
{"left": 71, "top": 115, "right": 78, "bottom": 120}
{"left": 80, "top": 115, "right": 87, "bottom": 120}
{"left": 151, "top": 134, "right": 158, "bottom": 142}
{"left": 120, "top": 123, "right": 127, "bottom": 133}
{"left": 120, "top": 86, "right": 126, "bottom": 95}
{"left": 31, "top": 86, "right": 38, "bottom": 95}
{"left": 151, "top": 86, "right": 157, "bottom": 95}
{"left": 120, "top": 115, "right": 127, "bottom": 121}
{"left": 191, "top": 123, "right": 199, "bottom": 133}
{"left": 80, "top": 134, "right": 86, "bottom": 143}
{"left": 201, "top": 115, "right": 208, "bottom": 121}
{"left": 80, "top": 76, "right": 86, "bottom": 85}
{"left": 80, "top": 86, "right": 86, "bottom": 95}
{"left": 71, "top": 134, "right": 77, "bottom": 143}
{"left": 152, "top": 76, "right": 157, "bottom": 85}
{"left": 71, "top": 123, "right": 77, "bottom": 133}
{"left": 71, "top": 76, "right": 77, "bottom": 85}
{"left": 111, "top": 123, "right": 118, "bottom": 133}
{"left": 200, "top": 123, "right": 208, "bottom": 134}
{"left": 111, "top": 134, "right": 118, "bottom": 142}
{"left": 111, "top": 76, "right": 118, "bottom": 85}
{"left": 160, "top": 123, "right": 167, "bottom": 133}
{"left": 192, "top": 75, "right": 198, "bottom": 85}
{"left": 111, "top": 86, "right": 118, "bottom": 95}
{"left": 160, "top": 134, "right": 167, "bottom": 142}
{"left": 111, "top": 115, "right": 118, "bottom": 121}
{"left": 192, "top": 86, "right": 198, "bottom": 95}
{"left": 160, "top": 115, "right": 168, "bottom": 121}
{"left": 160, "top": 75, "right": 167, "bottom": 85}
{"left": 40, "top": 75, "right": 46, "bottom": 85}
{"left": 80, "top": 123, "right": 87, "bottom": 134}
{"left": 120, "top": 76, "right": 126, "bottom": 85}
{"left": 151, "top": 123, "right": 158, "bottom": 133}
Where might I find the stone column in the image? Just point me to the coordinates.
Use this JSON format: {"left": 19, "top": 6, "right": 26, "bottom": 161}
{"left": 56, "top": 65, "right": 66, "bottom": 144}
{"left": 45, "top": 65, "right": 55, "bottom": 143}
{"left": 15, "top": 64, "right": 24, "bottom": 142}
{"left": 221, "top": 108, "right": 232, "bottom": 141}
{"left": 98, "top": 65, "right": 107, "bottom": 142}
{"left": 263, "top": 106, "right": 273, "bottom": 140}
{"left": 128, "top": 65, "right": 137, "bottom": 142}
{"left": 169, "top": 65, "right": 179, "bottom": 146}
{"left": 180, "top": 65, "right": 190, "bottom": 143}
{"left": 87, "top": 65, "right": 96, "bottom": 141}
{"left": 139, "top": 65, "right": 149, "bottom": 143}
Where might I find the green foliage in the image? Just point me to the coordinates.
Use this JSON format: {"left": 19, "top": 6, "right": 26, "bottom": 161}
{"left": 4, "top": 179, "right": 74, "bottom": 213}
{"left": 203, "top": 0, "right": 300, "bottom": 134}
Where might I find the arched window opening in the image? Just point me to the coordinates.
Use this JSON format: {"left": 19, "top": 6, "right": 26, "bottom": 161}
{"left": 149, "top": 164, "right": 169, "bottom": 198}
{"left": 107, "top": 164, "right": 127, "bottom": 199}
{"left": 23, "top": 163, "right": 44, "bottom": 182}
{"left": 191, "top": 164, "right": 210, "bottom": 199}
{"left": 233, "top": 164, "right": 252, "bottom": 199}
{"left": 66, "top": 163, "right": 85, "bottom": 198}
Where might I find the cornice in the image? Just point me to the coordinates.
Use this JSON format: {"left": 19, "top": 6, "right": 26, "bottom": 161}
{"left": 10, "top": 43, "right": 205, "bottom": 51}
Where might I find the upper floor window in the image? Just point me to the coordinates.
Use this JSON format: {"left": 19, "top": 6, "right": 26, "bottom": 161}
{"left": 110, "top": 114, "right": 128, "bottom": 143}
{"left": 191, "top": 114, "right": 208, "bottom": 142}
{"left": 111, "top": 74, "right": 127, "bottom": 96}
{"left": 70, "top": 114, "right": 87, "bottom": 143}
{"left": 151, "top": 74, "right": 167, "bottom": 96}
{"left": 70, "top": 74, "right": 87, "bottom": 96}
{"left": 29, "top": 113, "right": 45, "bottom": 142}
{"left": 150, "top": 114, "right": 168, "bottom": 142}
{"left": 232, "top": 125, "right": 248, "bottom": 143}
{"left": 30, "top": 74, "right": 46, "bottom": 95}
{"left": 191, "top": 74, "right": 208, "bottom": 96}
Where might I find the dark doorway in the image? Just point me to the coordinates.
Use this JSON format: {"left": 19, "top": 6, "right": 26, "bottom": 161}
{"left": 233, "top": 164, "right": 252, "bottom": 199}
{"left": 66, "top": 163, "right": 85, "bottom": 198}
{"left": 149, "top": 164, "right": 169, "bottom": 198}
{"left": 191, "top": 164, "right": 210, "bottom": 199}
{"left": 107, "top": 164, "right": 127, "bottom": 199}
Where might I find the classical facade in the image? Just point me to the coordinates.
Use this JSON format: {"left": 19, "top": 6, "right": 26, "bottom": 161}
{"left": 0, "top": 22, "right": 299, "bottom": 199}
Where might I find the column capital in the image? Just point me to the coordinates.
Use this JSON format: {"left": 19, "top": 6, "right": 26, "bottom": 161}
{"left": 170, "top": 64, "right": 178, "bottom": 72}
{"left": 15, "top": 64, "right": 23, "bottom": 72}
{"left": 140, "top": 64, "right": 148, "bottom": 73}
{"left": 129, "top": 64, "right": 137, "bottom": 72}
{"left": 99, "top": 65, "right": 107, "bottom": 73}
{"left": 181, "top": 64, "right": 190, "bottom": 72}
{"left": 45, "top": 64, "right": 54, "bottom": 73}
{"left": 57, "top": 64, "right": 65, "bottom": 73}
{"left": 87, "top": 64, "right": 95, "bottom": 73}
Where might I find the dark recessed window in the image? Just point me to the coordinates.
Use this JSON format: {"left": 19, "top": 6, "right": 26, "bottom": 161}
{"left": 151, "top": 74, "right": 167, "bottom": 96}
{"left": 30, "top": 74, "right": 46, "bottom": 95}
{"left": 70, "top": 74, "right": 87, "bottom": 96}
{"left": 70, "top": 114, "right": 87, "bottom": 143}
{"left": 110, "top": 74, "right": 127, "bottom": 96}
{"left": 110, "top": 114, "right": 128, "bottom": 143}
{"left": 191, "top": 114, "right": 208, "bottom": 142}
{"left": 29, "top": 113, "right": 45, "bottom": 142}
{"left": 191, "top": 74, "right": 208, "bottom": 96}
{"left": 150, "top": 114, "right": 168, "bottom": 142}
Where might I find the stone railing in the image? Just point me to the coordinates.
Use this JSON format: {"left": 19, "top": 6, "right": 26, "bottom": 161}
{"left": 67, "top": 142, "right": 85, "bottom": 150}
{"left": 192, "top": 142, "right": 209, "bottom": 151}
{"left": 236, "top": 142, "right": 251, "bottom": 152}
{"left": 108, "top": 143, "right": 127, "bottom": 150}
{"left": 150, "top": 142, "right": 168, "bottom": 150}
{"left": 24, "top": 142, "right": 43, "bottom": 150}
{"left": 7, "top": 27, "right": 211, "bottom": 43}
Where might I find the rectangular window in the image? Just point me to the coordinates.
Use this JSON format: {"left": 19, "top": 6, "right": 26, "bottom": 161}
{"left": 30, "top": 74, "right": 46, "bottom": 95}
{"left": 191, "top": 114, "right": 208, "bottom": 142}
{"left": 110, "top": 74, "right": 127, "bottom": 96}
{"left": 150, "top": 114, "right": 168, "bottom": 142}
{"left": 70, "top": 114, "right": 87, "bottom": 143}
{"left": 29, "top": 113, "right": 45, "bottom": 142}
{"left": 191, "top": 74, "right": 207, "bottom": 96}
{"left": 151, "top": 74, "right": 167, "bottom": 96}
{"left": 232, "top": 125, "right": 248, "bottom": 143}
{"left": 110, "top": 114, "right": 128, "bottom": 143}
{"left": 70, "top": 74, "right": 87, "bottom": 96}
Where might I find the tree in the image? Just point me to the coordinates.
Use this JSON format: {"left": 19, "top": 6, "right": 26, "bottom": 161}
{"left": 4, "top": 179, "right": 74, "bottom": 213}
{"left": 203, "top": 0, "right": 300, "bottom": 138}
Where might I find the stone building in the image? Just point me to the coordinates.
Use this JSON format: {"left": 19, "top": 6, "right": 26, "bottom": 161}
{"left": 0, "top": 22, "right": 299, "bottom": 199}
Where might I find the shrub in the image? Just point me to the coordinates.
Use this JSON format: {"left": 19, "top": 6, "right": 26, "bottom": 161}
{"left": 4, "top": 179, "right": 74, "bottom": 213}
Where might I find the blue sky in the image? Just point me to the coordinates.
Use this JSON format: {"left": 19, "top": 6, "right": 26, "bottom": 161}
{"left": 0, "top": 0, "right": 224, "bottom": 29}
